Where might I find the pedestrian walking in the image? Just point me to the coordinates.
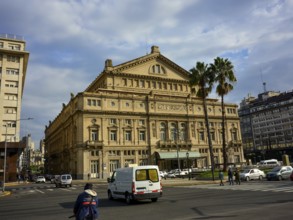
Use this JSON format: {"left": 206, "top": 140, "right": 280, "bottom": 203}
{"left": 219, "top": 169, "right": 224, "bottom": 186}
{"left": 73, "top": 183, "right": 99, "bottom": 220}
{"left": 234, "top": 168, "right": 241, "bottom": 185}
{"left": 228, "top": 167, "right": 234, "bottom": 185}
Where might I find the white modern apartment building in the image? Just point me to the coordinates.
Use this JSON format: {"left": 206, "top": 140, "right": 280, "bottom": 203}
{"left": 0, "top": 34, "right": 29, "bottom": 142}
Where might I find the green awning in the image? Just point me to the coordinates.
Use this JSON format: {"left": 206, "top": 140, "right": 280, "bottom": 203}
{"left": 156, "top": 151, "right": 201, "bottom": 159}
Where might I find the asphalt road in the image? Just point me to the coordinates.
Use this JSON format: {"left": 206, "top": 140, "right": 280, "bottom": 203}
{"left": 0, "top": 181, "right": 292, "bottom": 220}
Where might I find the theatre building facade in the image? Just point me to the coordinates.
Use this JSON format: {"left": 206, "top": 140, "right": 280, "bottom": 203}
{"left": 44, "top": 46, "right": 244, "bottom": 179}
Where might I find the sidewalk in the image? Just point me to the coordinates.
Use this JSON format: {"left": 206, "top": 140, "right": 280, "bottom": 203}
{"left": 0, "top": 178, "right": 219, "bottom": 197}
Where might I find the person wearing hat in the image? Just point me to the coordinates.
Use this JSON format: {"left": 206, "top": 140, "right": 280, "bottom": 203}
{"left": 73, "top": 183, "right": 99, "bottom": 220}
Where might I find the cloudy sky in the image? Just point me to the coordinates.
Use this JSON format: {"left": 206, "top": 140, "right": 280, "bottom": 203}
{"left": 1, "top": 0, "right": 292, "bottom": 148}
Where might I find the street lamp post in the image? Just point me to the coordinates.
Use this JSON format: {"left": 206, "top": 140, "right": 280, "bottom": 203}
{"left": 2, "top": 117, "right": 33, "bottom": 192}
{"left": 174, "top": 128, "right": 180, "bottom": 171}
{"left": 186, "top": 152, "right": 190, "bottom": 180}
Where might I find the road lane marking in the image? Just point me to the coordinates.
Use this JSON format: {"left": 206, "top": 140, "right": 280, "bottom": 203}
{"left": 35, "top": 189, "right": 45, "bottom": 194}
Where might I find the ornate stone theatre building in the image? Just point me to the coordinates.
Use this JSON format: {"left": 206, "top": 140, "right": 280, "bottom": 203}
{"left": 44, "top": 46, "right": 244, "bottom": 179}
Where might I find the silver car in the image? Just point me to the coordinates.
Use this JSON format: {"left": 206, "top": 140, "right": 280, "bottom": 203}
{"left": 266, "top": 166, "right": 293, "bottom": 181}
{"left": 240, "top": 168, "right": 265, "bottom": 181}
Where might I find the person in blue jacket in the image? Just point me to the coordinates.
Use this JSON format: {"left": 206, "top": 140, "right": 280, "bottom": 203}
{"left": 73, "top": 183, "right": 99, "bottom": 220}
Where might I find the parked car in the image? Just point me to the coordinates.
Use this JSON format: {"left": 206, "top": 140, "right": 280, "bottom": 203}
{"left": 266, "top": 166, "right": 293, "bottom": 181}
{"left": 50, "top": 175, "right": 60, "bottom": 184}
{"left": 55, "top": 174, "right": 72, "bottom": 187}
{"left": 167, "top": 169, "right": 190, "bottom": 178}
{"left": 35, "top": 176, "right": 46, "bottom": 183}
{"left": 159, "top": 171, "right": 168, "bottom": 179}
{"left": 240, "top": 168, "right": 265, "bottom": 181}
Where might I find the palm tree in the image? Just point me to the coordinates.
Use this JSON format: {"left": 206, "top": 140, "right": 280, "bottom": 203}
{"left": 210, "top": 57, "right": 237, "bottom": 171}
{"left": 189, "top": 62, "right": 215, "bottom": 180}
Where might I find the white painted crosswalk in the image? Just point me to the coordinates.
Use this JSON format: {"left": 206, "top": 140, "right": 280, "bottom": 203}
{"left": 182, "top": 182, "right": 293, "bottom": 193}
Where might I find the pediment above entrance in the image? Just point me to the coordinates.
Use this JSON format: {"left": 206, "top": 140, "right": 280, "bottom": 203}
{"left": 108, "top": 46, "right": 190, "bottom": 81}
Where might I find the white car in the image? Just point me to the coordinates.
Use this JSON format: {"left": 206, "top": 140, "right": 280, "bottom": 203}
{"left": 159, "top": 171, "right": 168, "bottom": 179}
{"left": 240, "top": 168, "right": 265, "bottom": 181}
{"left": 35, "top": 176, "right": 46, "bottom": 183}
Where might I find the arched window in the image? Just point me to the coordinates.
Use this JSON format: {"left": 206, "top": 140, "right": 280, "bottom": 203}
{"left": 170, "top": 123, "right": 177, "bottom": 141}
{"left": 180, "top": 123, "right": 186, "bottom": 141}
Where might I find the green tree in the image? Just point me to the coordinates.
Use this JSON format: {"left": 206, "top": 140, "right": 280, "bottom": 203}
{"left": 189, "top": 62, "right": 215, "bottom": 180}
{"left": 210, "top": 57, "right": 237, "bottom": 171}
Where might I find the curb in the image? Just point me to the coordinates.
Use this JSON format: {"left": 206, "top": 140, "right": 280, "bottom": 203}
{"left": 0, "top": 191, "right": 11, "bottom": 197}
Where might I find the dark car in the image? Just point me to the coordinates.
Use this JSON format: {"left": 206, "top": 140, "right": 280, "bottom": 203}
{"left": 266, "top": 166, "right": 293, "bottom": 181}
{"left": 290, "top": 171, "right": 293, "bottom": 181}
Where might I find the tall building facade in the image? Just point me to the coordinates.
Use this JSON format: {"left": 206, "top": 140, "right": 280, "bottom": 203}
{"left": 0, "top": 34, "right": 29, "bottom": 142}
{"left": 45, "top": 46, "right": 244, "bottom": 179}
{"left": 238, "top": 90, "right": 293, "bottom": 163}
{"left": 0, "top": 34, "right": 29, "bottom": 182}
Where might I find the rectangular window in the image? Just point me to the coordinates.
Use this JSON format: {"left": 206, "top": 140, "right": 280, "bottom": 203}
{"left": 8, "top": 44, "right": 21, "bottom": 50}
{"left": 87, "top": 99, "right": 91, "bottom": 106}
{"left": 158, "top": 82, "right": 162, "bottom": 89}
{"left": 110, "top": 131, "right": 117, "bottom": 141}
{"left": 123, "top": 78, "right": 127, "bottom": 86}
{"left": 139, "top": 80, "right": 145, "bottom": 88}
{"left": 139, "top": 131, "right": 146, "bottom": 141}
{"left": 146, "top": 81, "right": 150, "bottom": 88}
{"left": 174, "top": 84, "right": 178, "bottom": 91}
{"left": 199, "top": 131, "right": 205, "bottom": 141}
{"left": 5, "top": 81, "right": 18, "bottom": 88}
{"left": 125, "top": 131, "right": 132, "bottom": 141}
{"left": 7, "top": 55, "right": 20, "bottom": 62}
{"left": 232, "top": 131, "right": 237, "bottom": 141}
{"left": 110, "top": 118, "right": 116, "bottom": 125}
{"left": 6, "top": 69, "right": 19, "bottom": 75}
{"left": 163, "top": 83, "right": 167, "bottom": 90}
{"left": 138, "top": 119, "right": 145, "bottom": 126}
{"left": 125, "top": 119, "right": 131, "bottom": 125}
{"left": 152, "top": 81, "right": 156, "bottom": 89}
{"left": 211, "top": 132, "right": 215, "bottom": 141}
{"left": 91, "top": 130, "right": 98, "bottom": 141}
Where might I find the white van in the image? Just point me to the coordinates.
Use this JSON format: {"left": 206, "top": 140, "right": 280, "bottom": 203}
{"left": 55, "top": 174, "right": 72, "bottom": 187}
{"left": 259, "top": 159, "right": 280, "bottom": 167}
{"left": 107, "top": 165, "right": 162, "bottom": 204}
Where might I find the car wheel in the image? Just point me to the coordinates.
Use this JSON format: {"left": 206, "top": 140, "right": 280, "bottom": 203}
{"left": 278, "top": 175, "right": 282, "bottom": 181}
{"left": 55, "top": 184, "right": 58, "bottom": 188}
{"left": 245, "top": 176, "right": 250, "bottom": 181}
{"left": 259, "top": 175, "right": 263, "bottom": 180}
{"left": 151, "top": 198, "right": 158, "bottom": 202}
{"left": 108, "top": 191, "right": 113, "bottom": 200}
{"left": 125, "top": 193, "right": 132, "bottom": 205}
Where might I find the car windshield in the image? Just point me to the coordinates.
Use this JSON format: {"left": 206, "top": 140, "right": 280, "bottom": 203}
{"left": 271, "top": 167, "right": 281, "bottom": 172}
{"left": 242, "top": 170, "right": 250, "bottom": 173}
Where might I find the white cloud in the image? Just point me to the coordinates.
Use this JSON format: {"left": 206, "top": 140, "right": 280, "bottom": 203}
{"left": 1, "top": 0, "right": 292, "bottom": 144}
